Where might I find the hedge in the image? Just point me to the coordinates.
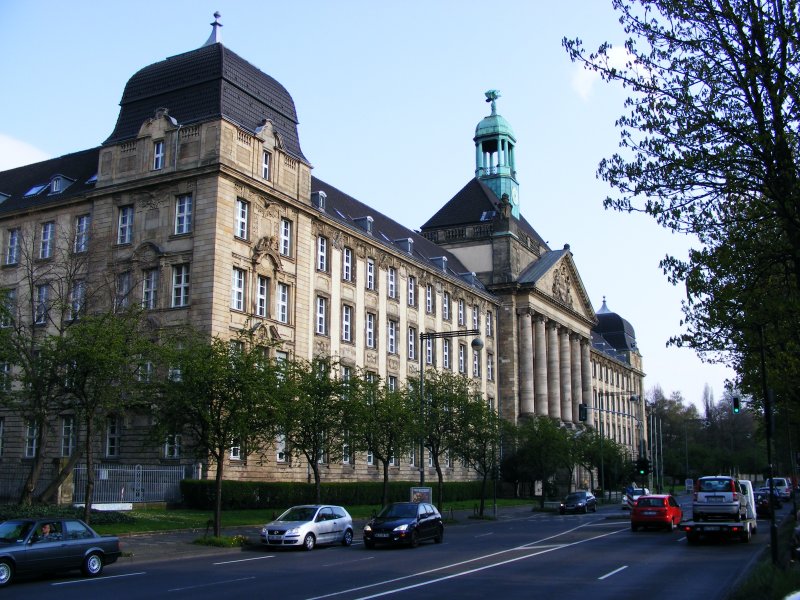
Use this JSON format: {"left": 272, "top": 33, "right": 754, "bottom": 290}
{"left": 180, "top": 479, "right": 485, "bottom": 510}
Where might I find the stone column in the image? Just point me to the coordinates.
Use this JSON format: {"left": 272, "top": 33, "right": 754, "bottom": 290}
{"left": 517, "top": 308, "right": 534, "bottom": 417}
{"left": 547, "top": 320, "right": 561, "bottom": 420}
{"left": 559, "top": 327, "right": 572, "bottom": 423}
{"left": 581, "top": 339, "right": 593, "bottom": 427}
{"left": 534, "top": 315, "right": 548, "bottom": 416}
{"left": 570, "top": 333, "right": 583, "bottom": 423}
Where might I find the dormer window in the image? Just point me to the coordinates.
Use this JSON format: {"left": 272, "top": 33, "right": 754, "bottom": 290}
{"left": 262, "top": 150, "right": 271, "bottom": 180}
{"left": 153, "top": 140, "right": 165, "bottom": 170}
{"left": 24, "top": 184, "right": 47, "bottom": 197}
{"left": 0, "top": 193, "right": 8, "bottom": 205}
{"left": 50, "top": 177, "right": 61, "bottom": 194}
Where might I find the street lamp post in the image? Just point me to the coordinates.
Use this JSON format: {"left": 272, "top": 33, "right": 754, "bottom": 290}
{"left": 418, "top": 328, "right": 482, "bottom": 485}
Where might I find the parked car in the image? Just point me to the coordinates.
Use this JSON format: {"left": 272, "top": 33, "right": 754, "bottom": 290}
{"left": 754, "top": 490, "right": 774, "bottom": 518}
{"left": 757, "top": 486, "right": 783, "bottom": 507}
{"left": 559, "top": 491, "right": 597, "bottom": 514}
{"left": 630, "top": 494, "right": 683, "bottom": 531}
{"left": 692, "top": 475, "right": 748, "bottom": 521}
{"left": 363, "top": 502, "right": 443, "bottom": 548}
{"left": 621, "top": 487, "right": 651, "bottom": 510}
{"left": 765, "top": 477, "right": 792, "bottom": 500}
{"left": 0, "top": 518, "right": 120, "bottom": 587}
{"left": 260, "top": 505, "right": 354, "bottom": 550}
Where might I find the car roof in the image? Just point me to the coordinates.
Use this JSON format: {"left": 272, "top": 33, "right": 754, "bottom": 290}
{"left": 638, "top": 494, "right": 671, "bottom": 498}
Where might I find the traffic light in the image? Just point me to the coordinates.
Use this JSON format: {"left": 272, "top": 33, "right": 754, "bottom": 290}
{"left": 578, "top": 403, "right": 588, "bottom": 421}
{"left": 636, "top": 457, "right": 651, "bottom": 476}
{"left": 733, "top": 396, "right": 741, "bottom": 414}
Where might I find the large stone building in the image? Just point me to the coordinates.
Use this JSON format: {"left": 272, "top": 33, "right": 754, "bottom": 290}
{"left": 0, "top": 17, "right": 645, "bottom": 498}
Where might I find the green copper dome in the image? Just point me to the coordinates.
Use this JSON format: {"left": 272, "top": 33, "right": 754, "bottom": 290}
{"left": 475, "top": 112, "right": 515, "bottom": 139}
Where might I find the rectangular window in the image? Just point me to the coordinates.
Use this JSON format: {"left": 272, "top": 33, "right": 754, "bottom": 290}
{"left": 387, "top": 375, "right": 397, "bottom": 392}
{"left": 387, "top": 319, "right": 397, "bottom": 354}
{"left": 426, "top": 284, "right": 434, "bottom": 314}
{"left": 5, "top": 228, "right": 19, "bottom": 265}
{"left": 0, "top": 289, "right": 14, "bottom": 327}
{"left": 172, "top": 264, "right": 190, "bottom": 307}
{"left": 443, "top": 291, "right": 451, "bottom": 321}
{"left": 342, "top": 247, "right": 353, "bottom": 282}
{"left": 142, "top": 269, "right": 158, "bottom": 309}
{"left": 316, "top": 296, "right": 328, "bottom": 335}
{"left": 106, "top": 418, "right": 120, "bottom": 458}
{"left": 153, "top": 140, "right": 164, "bottom": 170}
{"left": 74, "top": 214, "right": 90, "bottom": 253}
{"left": 487, "top": 352, "right": 494, "bottom": 381}
{"left": 0, "top": 362, "right": 10, "bottom": 391}
{"left": 231, "top": 268, "right": 246, "bottom": 311}
{"left": 256, "top": 275, "right": 269, "bottom": 317}
{"left": 425, "top": 336, "right": 433, "bottom": 366}
{"left": 164, "top": 434, "right": 181, "bottom": 459}
{"left": 458, "top": 344, "right": 466, "bottom": 374}
{"left": 276, "top": 434, "right": 287, "bottom": 463}
{"left": 230, "top": 440, "right": 241, "bottom": 460}
{"left": 388, "top": 267, "right": 397, "bottom": 299}
{"left": 175, "top": 194, "right": 193, "bottom": 235}
{"left": 61, "top": 416, "right": 75, "bottom": 457}
{"left": 408, "top": 326, "right": 417, "bottom": 360}
{"left": 342, "top": 305, "right": 352, "bottom": 342}
{"left": 458, "top": 299, "right": 465, "bottom": 326}
{"left": 342, "top": 438, "right": 351, "bottom": 465}
{"left": 40, "top": 221, "right": 55, "bottom": 259}
{"left": 68, "top": 280, "right": 85, "bottom": 320}
{"left": 116, "top": 271, "right": 132, "bottom": 310}
{"left": 25, "top": 420, "right": 38, "bottom": 458}
{"left": 235, "top": 198, "right": 249, "bottom": 239}
{"left": 472, "top": 348, "right": 481, "bottom": 377}
{"left": 117, "top": 205, "right": 134, "bottom": 244}
{"left": 279, "top": 219, "right": 292, "bottom": 257}
{"left": 366, "top": 258, "right": 375, "bottom": 290}
{"left": 486, "top": 310, "right": 493, "bottom": 337}
{"left": 366, "top": 312, "right": 376, "bottom": 348}
{"left": 408, "top": 276, "right": 416, "bottom": 307}
{"left": 473, "top": 304, "right": 480, "bottom": 330}
{"left": 35, "top": 284, "right": 49, "bottom": 324}
{"left": 317, "top": 236, "right": 328, "bottom": 272}
{"left": 443, "top": 339, "right": 451, "bottom": 369}
{"left": 262, "top": 150, "right": 271, "bottom": 180}
{"left": 367, "top": 450, "right": 374, "bottom": 466}
{"left": 277, "top": 283, "right": 289, "bottom": 323}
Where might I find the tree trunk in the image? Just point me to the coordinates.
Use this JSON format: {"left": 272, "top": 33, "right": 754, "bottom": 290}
{"left": 311, "top": 460, "right": 322, "bottom": 504}
{"left": 381, "top": 460, "right": 389, "bottom": 506}
{"left": 37, "top": 444, "right": 84, "bottom": 504}
{"left": 214, "top": 453, "right": 224, "bottom": 537}
{"left": 433, "top": 455, "right": 444, "bottom": 509}
{"left": 82, "top": 417, "right": 94, "bottom": 524}
{"left": 19, "top": 422, "right": 50, "bottom": 505}
{"left": 478, "top": 471, "right": 488, "bottom": 517}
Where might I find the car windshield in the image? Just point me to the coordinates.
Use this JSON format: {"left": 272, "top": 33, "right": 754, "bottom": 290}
{"left": 276, "top": 507, "right": 317, "bottom": 522}
{"left": 699, "top": 478, "right": 732, "bottom": 492}
{"left": 379, "top": 504, "right": 418, "bottom": 519}
{"left": 566, "top": 493, "right": 586, "bottom": 501}
{"left": 636, "top": 498, "right": 662, "bottom": 507}
{"left": 0, "top": 521, "right": 33, "bottom": 542}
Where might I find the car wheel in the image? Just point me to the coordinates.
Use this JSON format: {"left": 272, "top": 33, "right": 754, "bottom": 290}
{"left": 434, "top": 526, "right": 444, "bottom": 544}
{"left": 364, "top": 539, "right": 375, "bottom": 550}
{"left": 668, "top": 518, "right": 676, "bottom": 532}
{"left": 631, "top": 522, "right": 638, "bottom": 532}
{"left": 82, "top": 552, "right": 104, "bottom": 577}
{"left": 582, "top": 506, "right": 588, "bottom": 514}
{"left": 592, "top": 503, "right": 597, "bottom": 513}
{"left": 0, "top": 559, "right": 13, "bottom": 587}
{"left": 741, "top": 526, "right": 752, "bottom": 543}
{"left": 409, "top": 530, "right": 419, "bottom": 548}
{"left": 559, "top": 508, "right": 565, "bottom": 515}
{"left": 303, "top": 533, "right": 316, "bottom": 551}
{"left": 687, "top": 534, "right": 699, "bottom": 545}
{"left": 342, "top": 529, "right": 353, "bottom": 546}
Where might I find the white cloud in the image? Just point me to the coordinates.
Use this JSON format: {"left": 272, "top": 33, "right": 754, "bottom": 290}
{"left": 0, "top": 134, "right": 50, "bottom": 171}
{"left": 570, "top": 46, "right": 639, "bottom": 101}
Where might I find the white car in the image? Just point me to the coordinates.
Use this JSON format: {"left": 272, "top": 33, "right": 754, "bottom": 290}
{"left": 765, "top": 477, "right": 792, "bottom": 500}
{"left": 260, "top": 505, "right": 354, "bottom": 550}
{"left": 622, "top": 487, "right": 651, "bottom": 510}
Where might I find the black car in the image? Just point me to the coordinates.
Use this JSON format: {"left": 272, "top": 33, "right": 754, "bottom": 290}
{"left": 559, "top": 491, "right": 597, "bottom": 514}
{"left": 0, "top": 518, "right": 120, "bottom": 587}
{"left": 754, "top": 491, "right": 775, "bottom": 518}
{"left": 363, "top": 502, "right": 444, "bottom": 548}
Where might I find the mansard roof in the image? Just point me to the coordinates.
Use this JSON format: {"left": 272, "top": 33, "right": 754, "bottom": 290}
{"left": 105, "top": 43, "right": 307, "bottom": 163}
{"left": 595, "top": 298, "right": 638, "bottom": 353}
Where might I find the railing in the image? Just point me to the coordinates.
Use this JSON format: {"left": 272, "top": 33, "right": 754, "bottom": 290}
{"left": 0, "top": 463, "right": 60, "bottom": 503}
{"left": 73, "top": 463, "right": 193, "bottom": 504}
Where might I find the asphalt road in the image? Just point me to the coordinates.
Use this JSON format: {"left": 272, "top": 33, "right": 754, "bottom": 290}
{"left": 1, "top": 497, "right": 787, "bottom": 599}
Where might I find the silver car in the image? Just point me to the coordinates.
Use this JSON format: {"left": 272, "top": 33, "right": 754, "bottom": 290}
{"left": 260, "top": 505, "right": 354, "bottom": 550}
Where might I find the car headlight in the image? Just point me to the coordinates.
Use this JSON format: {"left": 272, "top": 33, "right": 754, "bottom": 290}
{"left": 577, "top": 502, "right": 585, "bottom": 506}
{"left": 393, "top": 524, "right": 409, "bottom": 532}
{"left": 261, "top": 527, "right": 268, "bottom": 534}
{"left": 363, "top": 524, "right": 372, "bottom": 532}
{"left": 285, "top": 527, "right": 300, "bottom": 535}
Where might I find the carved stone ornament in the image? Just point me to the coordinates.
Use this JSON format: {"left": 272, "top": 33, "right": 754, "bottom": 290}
{"left": 552, "top": 264, "right": 574, "bottom": 307}
{"left": 132, "top": 242, "right": 162, "bottom": 267}
{"left": 252, "top": 236, "right": 282, "bottom": 272}
{"left": 332, "top": 230, "right": 344, "bottom": 251}
{"left": 138, "top": 191, "right": 162, "bottom": 211}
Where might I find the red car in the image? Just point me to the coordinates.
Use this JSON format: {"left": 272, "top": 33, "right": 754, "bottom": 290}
{"left": 630, "top": 494, "right": 683, "bottom": 531}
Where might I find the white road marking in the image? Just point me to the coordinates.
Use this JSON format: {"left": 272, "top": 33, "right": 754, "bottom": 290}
{"left": 474, "top": 532, "right": 494, "bottom": 538}
{"left": 168, "top": 576, "right": 256, "bottom": 592}
{"left": 598, "top": 565, "right": 628, "bottom": 580}
{"left": 322, "top": 557, "right": 376, "bottom": 568}
{"left": 51, "top": 572, "right": 146, "bottom": 586}
{"left": 213, "top": 555, "right": 275, "bottom": 565}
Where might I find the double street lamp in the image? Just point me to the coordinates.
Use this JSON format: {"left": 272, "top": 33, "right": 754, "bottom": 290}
{"left": 418, "top": 328, "right": 483, "bottom": 485}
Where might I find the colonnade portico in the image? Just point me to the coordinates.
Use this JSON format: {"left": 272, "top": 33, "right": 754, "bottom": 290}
{"left": 516, "top": 308, "right": 592, "bottom": 424}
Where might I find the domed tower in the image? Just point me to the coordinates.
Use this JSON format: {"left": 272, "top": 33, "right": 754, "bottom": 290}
{"left": 474, "top": 90, "right": 519, "bottom": 218}
{"left": 594, "top": 297, "right": 639, "bottom": 358}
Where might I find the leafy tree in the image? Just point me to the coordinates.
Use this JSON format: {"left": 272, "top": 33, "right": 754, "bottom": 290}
{"left": 155, "top": 326, "right": 278, "bottom": 535}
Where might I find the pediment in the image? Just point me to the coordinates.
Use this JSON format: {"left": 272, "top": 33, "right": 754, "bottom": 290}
{"left": 522, "top": 250, "right": 596, "bottom": 323}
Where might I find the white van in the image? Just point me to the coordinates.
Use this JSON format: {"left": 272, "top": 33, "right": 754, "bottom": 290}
{"left": 766, "top": 477, "right": 792, "bottom": 500}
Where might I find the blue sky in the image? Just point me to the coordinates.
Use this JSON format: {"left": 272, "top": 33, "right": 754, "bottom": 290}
{"left": 0, "top": 0, "right": 734, "bottom": 408}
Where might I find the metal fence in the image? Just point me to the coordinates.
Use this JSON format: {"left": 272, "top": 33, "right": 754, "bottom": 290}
{"left": 0, "top": 462, "right": 60, "bottom": 503}
{"left": 73, "top": 463, "right": 193, "bottom": 504}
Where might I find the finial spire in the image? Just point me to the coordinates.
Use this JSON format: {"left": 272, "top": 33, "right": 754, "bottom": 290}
{"left": 485, "top": 89, "right": 501, "bottom": 115}
{"left": 204, "top": 11, "right": 223, "bottom": 46}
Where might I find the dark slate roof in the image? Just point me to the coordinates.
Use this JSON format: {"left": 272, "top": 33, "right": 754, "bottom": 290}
{"left": 517, "top": 246, "right": 569, "bottom": 285}
{"left": 105, "top": 43, "right": 307, "bottom": 163}
{"left": 0, "top": 148, "right": 100, "bottom": 216}
{"left": 590, "top": 330, "right": 632, "bottom": 364}
{"left": 593, "top": 299, "right": 638, "bottom": 354}
{"left": 311, "top": 176, "right": 487, "bottom": 293}
{"left": 419, "top": 178, "right": 549, "bottom": 250}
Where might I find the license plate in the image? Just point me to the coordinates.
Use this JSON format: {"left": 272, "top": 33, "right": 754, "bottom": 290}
{"left": 708, "top": 496, "right": 723, "bottom": 502}
{"left": 268, "top": 536, "right": 282, "bottom": 541}
{"left": 374, "top": 532, "right": 390, "bottom": 538}
{"left": 703, "top": 526, "right": 720, "bottom": 531}
{"left": 643, "top": 511, "right": 656, "bottom": 516}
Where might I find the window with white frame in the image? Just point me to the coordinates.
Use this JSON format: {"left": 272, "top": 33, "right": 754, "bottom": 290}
{"left": 262, "top": 150, "right": 271, "bottom": 180}
{"left": 175, "top": 194, "right": 193, "bottom": 235}
{"left": 105, "top": 418, "right": 120, "bottom": 458}
{"left": 68, "top": 280, "right": 85, "bottom": 320}
{"left": 426, "top": 284, "right": 435, "bottom": 314}
{"left": 35, "top": 284, "right": 49, "bottom": 324}
{"left": 256, "top": 275, "right": 269, "bottom": 317}
{"left": 5, "top": 228, "right": 19, "bottom": 265}
{"left": 425, "top": 336, "right": 433, "bottom": 365}
{"left": 235, "top": 198, "right": 249, "bottom": 239}
{"left": 117, "top": 205, "right": 134, "bottom": 244}
{"left": 164, "top": 434, "right": 181, "bottom": 459}
{"left": 388, "top": 267, "right": 397, "bottom": 298}
{"left": 40, "top": 221, "right": 55, "bottom": 259}
{"left": 342, "top": 438, "right": 351, "bottom": 464}
{"left": 317, "top": 236, "right": 328, "bottom": 272}
{"left": 231, "top": 268, "right": 246, "bottom": 311}
{"left": 25, "top": 420, "right": 38, "bottom": 458}
{"left": 342, "top": 247, "right": 353, "bottom": 282}
{"left": 138, "top": 361, "right": 154, "bottom": 382}
{"left": 366, "top": 312, "right": 376, "bottom": 348}
{"left": 277, "top": 282, "right": 289, "bottom": 323}
{"left": 276, "top": 434, "right": 287, "bottom": 462}
{"left": 472, "top": 304, "right": 480, "bottom": 330}
{"left": 388, "top": 375, "right": 397, "bottom": 391}
{"left": 74, "top": 214, "right": 90, "bottom": 253}
{"left": 116, "top": 271, "right": 132, "bottom": 310}
{"left": 457, "top": 299, "right": 465, "bottom": 325}
{"left": 458, "top": 343, "right": 466, "bottom": 373}
{"left": 342, "top": 305, "right": 352, "bottom": 342}
{"left": 367, "top": 449, "right": 374, "bottom": 466}
{"left": 316, "top": 296, "right": 328, "bottom": 335}
{"left": 153, "top": 140, "right": 164, "bottom": 170}
{"left": 142, "top": 269, "right": 158, "bottom": 310}
{"left": 443, "top": 339, "right": 451, "bottom": 369}
{"left": 366, "top": 258, "right": 375, "bottom": 290}
{"left": 472, "top": 348, "right": 481, "bottom": 377}
{"left": 61, "top": 416, "right": 75, "bottom": 457}
{"left": 387, "top": 319, "right": 397, "bottom": 354}
{"left": 0, "top": 288, "right": 14, "bottom": 327}
{"left": 487, "top": 353, "right": 494, "bottom": 380}
{"left": 280, "top": 218, "right": 292, "bottom": 257}
{"left": 408, "top": 326, "right": 417, "bottom": 360}
{"left": 443, "top": 291, "right": 451, "bottom": 320}
{"left": 172, "top": 264, "right": 190, "bottom": 307}
{"left": 486, "top": 310, "right": 493, "bottom": 337}
{"left": 408, "top": 276, "right": 416, "bottom": 307}
{"left": 230, "top": 440, "right": 241, "bottom": 460}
